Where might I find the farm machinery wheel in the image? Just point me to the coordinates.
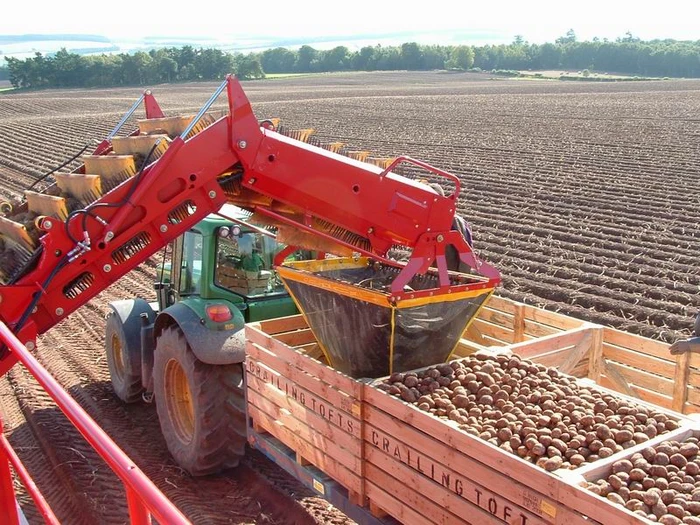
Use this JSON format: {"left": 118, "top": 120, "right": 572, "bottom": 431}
{"left": 105, "top": 310, "right": 144, "bottom": 403}
{"left": 153, "top": 325, "right": 246, "bottom": 476}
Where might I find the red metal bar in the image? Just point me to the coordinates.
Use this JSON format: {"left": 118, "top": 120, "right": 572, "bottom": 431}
{"left": 126, "top": 487, "right": 152, "bottom": 525}
{"left": 0, "top": 432, "right": 59, "bottom": 524}
{"left": 0, "top": 419, "right": 19, "bottom": 525}
{"left": 379, "top": 155, "right": 462, "bottom": 199}
{"left": 0, "top": 322, "right": 190, "bottom": 525}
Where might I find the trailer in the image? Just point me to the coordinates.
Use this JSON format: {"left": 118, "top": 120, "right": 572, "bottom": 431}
{"left": 245, "top": 294, "right": 699, "bottom": 525}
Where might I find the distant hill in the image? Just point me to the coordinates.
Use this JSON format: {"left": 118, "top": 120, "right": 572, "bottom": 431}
{"left": 0, "top": 34, "right": 111, "bottom": 45}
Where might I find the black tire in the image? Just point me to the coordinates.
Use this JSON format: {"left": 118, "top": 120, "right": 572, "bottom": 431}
{"left": 153, "top": 325, "right": 247, "bottom": 476}
{"left": 105, "top": 311, "right": 144, "bottom": 403}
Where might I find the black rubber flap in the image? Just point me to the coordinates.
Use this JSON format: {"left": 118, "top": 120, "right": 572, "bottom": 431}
{"left": 284, "top": 272, "right": 489, "bottom": 379}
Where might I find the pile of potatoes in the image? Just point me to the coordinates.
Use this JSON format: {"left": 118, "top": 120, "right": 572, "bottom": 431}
{"left": 376, "top": 352, "right": 679, "bottom": 472}
{"left": 586, "top": 438, "right": 700, "bottom": 524}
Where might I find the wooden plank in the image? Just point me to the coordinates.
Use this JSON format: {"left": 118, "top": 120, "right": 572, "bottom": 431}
{"left": 464, "top": 323, "right": 489, "bottom": 346}
{"left": 507, "top": 327, "right": 590, "bottom": 359}
{"left": 587, "top": 327, "right": 604, "bottom": 382}
{"left": 485, "top": 295, "right": 518, "bottom": 315}
{"left": 683, "top": 401, "right": 700, "bottom": 414}
{"left": 602, "top": 360, "right": 674, "bottom": 397}
{"left": 528, "top": 348, "right": 574, "bottom": 369}
{"left": 256, "top": 314, "right": 308, "bottom": 334}
{"left": 569, "top": 359, "right": 590, "bottom": 379}
{"left": 452, "top": 339, "right": 488, "bottom": 357}
{"left": 247, "top": 395, "right": 361, "bottom": 472}
{"left": 602, "top": 344, "right": 675, "bottom": 379}
{"left": 521, "top": 305, "right": 584, "bottom": 331}
{"left": 688, "top": 353, "right": 700, "bottom": 370}
{"left": 245, "top": 323, "right": 272, "bottom": 348}
{"left": 472, "top": 319, "right": 515, "bottom": 344}
{"left": 245, "top": 353, "right": 361, "bottom": 422}
{"left": 365, "top": 462, "right": 510, "bottom": 525}
{"left": 365, "top": 423, "right": 568, "bottom": 525}
{"left": 599, "top": 361, "right": 635, "bottom": 397}
{"left": 599, "top": 375, "right": 674, "bottom": 410}
{"left": 477, "top": 307, "right": 515, "bottom": 329}
{"left": 269, "top": 337, "right": 361, "bottom": 396}
{"left": 245, "top": 337, "right": 361, "bottom": 398}
{"left": 522, "top": 319, "right": 560, "bottom": 339}
{"left": 673, "top": 350, "right": 691, "bottom": 413}
{"left": 274, "top": 327, "right": 316, "bottom": 346}
{"left": 365, "top": 481, "right": 441, "bottom": 525}
{"left": 603, "top": 327, "right": 670, "bottom": 360}
{"left": 246, "top": 378, "right": 361, "bottom": 451}
{"left": 248, "top": 404, "right": 363, "bottom": 494}
{"left": 557, "top": 331, "right": 594, "bottom": 374}
{"left": 684, "top": 387, "right": 700, "bottom": 407}
{"left": 513, "top": 304, "right": 525, "bottom": 343}
{"left": 686, "top": 369, "right": 700, "bottom": 389}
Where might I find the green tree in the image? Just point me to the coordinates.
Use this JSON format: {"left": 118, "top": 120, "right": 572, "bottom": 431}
{"left": 295, "top": 45, "right": 318, "bottom": 72}
{"left": 556, "top": 29, "right": 577, "bottom": 45}
{"left": 446, "top": 45, "right": 475, "bottom": 70}
{"left": 400, "top": 42, "right": 424, "bottom": 69}
{"left": 353, "top": 46, "right": 377, "bottom": 70}
{"left": 320, "top": 46, "right": 350, "bottom": 71}
{"left": 235, "top": 54, "right": 265, "bottom": 79}
{"left": 261, "top": 47, "right": 296, "bottom": 73}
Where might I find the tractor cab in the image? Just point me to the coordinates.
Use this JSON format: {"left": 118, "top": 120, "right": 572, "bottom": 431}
{"left": 155, "top": 204, "right": 298, "bottom": 323}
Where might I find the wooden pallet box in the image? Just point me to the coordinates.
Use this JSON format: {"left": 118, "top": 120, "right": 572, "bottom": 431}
{"left": 244, "top": 294, "right": 694, "bottom": 524}
{"left": 457, "top": 296, "right": 694, "bottom": 415}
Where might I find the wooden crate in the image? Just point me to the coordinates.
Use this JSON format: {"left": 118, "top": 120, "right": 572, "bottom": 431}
{"left": 458, "top": 296, "right": 695, "bottom": 415}
{"left": 245, "top": 315, "right": 366, "bottom": 503}
{"left": 244, "top": 294, "right": 696, "bottom": 524}
{"left": 556, "top": 423, "right": 700, "bottom": 524}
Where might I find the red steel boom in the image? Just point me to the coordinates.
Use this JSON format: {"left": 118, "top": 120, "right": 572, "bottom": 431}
{"left": 0, "top": 75, "right": 499, "bottom": 377}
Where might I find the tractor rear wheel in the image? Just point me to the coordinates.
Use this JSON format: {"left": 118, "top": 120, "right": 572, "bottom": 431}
{"left": 153, "top": 325, "right": 246, "bottom": 476}
{"left": 105, "top": 311, "right": 144, "bottom": 403}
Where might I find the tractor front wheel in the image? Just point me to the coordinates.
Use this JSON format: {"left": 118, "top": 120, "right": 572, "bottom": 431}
{"left": 153, "top": 325, "right": 247, "bottom": 476}
{"left": 105, "top": 310, "right": 144, "bottom": 403}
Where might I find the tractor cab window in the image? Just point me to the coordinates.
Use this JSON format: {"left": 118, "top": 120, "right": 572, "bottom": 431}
{"left": 178, "top": 231, "right": 203, "bottom": 296}
{"left": 214, "top": 228, "right": 286, "bottom": 298}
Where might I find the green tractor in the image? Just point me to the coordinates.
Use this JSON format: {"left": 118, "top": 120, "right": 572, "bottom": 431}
{"left": 104, "top": 205, "right": 298, "bottom": 475}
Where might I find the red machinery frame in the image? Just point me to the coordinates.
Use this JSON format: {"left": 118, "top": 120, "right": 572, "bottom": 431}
{"left": 0, "top": 74, "right": 498, "bottom": 371}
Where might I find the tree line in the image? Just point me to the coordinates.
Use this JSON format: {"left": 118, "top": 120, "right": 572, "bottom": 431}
{"left": 4, "top": 31, "right": 700, "bottom": 89}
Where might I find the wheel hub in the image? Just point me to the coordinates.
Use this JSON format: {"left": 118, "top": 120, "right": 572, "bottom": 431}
{"left": 164, "top": 358, "right": 195, "bottom": 444}
{"left": 111, "top": 333, "right": 125, "bottom": 381}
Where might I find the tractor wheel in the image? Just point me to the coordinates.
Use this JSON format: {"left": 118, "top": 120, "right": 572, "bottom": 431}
{"left": 105, "top": 310, "right": 144, "bottom": 403}
{"left": 153, "top": 325, "right": 246, "bottom": 476}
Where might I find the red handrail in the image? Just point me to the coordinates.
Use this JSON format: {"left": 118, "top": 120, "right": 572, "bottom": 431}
{"left": 0, "top": 425, "right": 59, "bottom": 524}
{"left": 0, "top": 321, "right": 191, "bottom": 525}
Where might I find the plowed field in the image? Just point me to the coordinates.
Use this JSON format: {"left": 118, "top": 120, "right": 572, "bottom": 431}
{"left": 0, "top": 71, "right": 698, "bottom": 522}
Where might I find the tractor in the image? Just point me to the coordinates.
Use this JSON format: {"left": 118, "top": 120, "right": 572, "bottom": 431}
{"left": 104, "top": 205, "right": 298, "bottom": 475}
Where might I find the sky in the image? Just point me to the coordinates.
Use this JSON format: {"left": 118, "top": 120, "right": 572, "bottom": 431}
{"left": 0, "top": 0, "right": 698, "bottom": 45}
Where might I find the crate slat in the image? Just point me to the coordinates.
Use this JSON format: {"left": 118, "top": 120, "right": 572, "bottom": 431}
{"left": 248, "top": 404, "right": 363, "bottom": 494}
